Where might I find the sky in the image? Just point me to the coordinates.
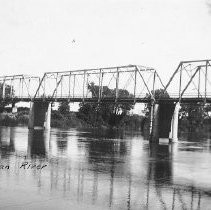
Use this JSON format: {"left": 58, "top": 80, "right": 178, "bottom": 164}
{"left": 0, "top": 0, "right": 211, "bottom": 82}
{"left": 1, "top": 0, "right": 211, "bottom": 112}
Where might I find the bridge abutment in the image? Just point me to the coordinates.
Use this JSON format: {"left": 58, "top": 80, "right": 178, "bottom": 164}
{"left": 28, "top": 102, "right": 51, "bottom": 130}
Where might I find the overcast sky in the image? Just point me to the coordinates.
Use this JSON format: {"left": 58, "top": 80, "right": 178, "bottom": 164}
{"left": 0, "top": 0, "right": 211, "bottom": 84}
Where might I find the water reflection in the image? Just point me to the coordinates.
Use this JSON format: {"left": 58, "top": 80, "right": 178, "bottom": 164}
{"left": 54, "top": 131, "right": 68, "bottom": 153}
{"left": 146, "top": 144, "right": 172, "bottom": 209}
{"left": 27, "top": 130, "right": 49, "bottom": 158}
{"left": 0, "top": 127, "right": 15, "bottom": 159}
{"left": 148, "top": 143, "right": 172, "bottom": 184}
{"left": 77, "top": 128, "right": 127, "bottom": 139}
{"left": 0, "top": 126, "right": 211, "bottom": 209}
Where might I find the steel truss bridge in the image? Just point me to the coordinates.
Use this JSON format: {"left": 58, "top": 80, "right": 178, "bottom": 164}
{"left": 0, "top": 59, "right": 211, "bottom": 104}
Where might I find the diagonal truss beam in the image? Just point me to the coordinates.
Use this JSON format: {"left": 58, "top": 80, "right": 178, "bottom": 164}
{"left": 163, "top": 62, "right": 182, "bottom": 93}
{"left": 136, "top": 66, "right": 154, "bottom": 99}
{"left": 180, "top": 66, "right": 201, "bottom": 99}
{"left": 34, "top": 73, "right": 46, "bottom": 98}
{"left": 51, "top": 76, "right": 63, "bottom": 99}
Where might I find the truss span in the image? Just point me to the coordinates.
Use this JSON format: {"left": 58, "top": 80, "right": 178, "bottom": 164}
{"left": 33, "top": 65, "right": 164, "bottom": 102}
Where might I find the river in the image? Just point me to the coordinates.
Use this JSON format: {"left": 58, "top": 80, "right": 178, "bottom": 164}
{"left": 0, "top": 126, "right": 211, "bottom": 209}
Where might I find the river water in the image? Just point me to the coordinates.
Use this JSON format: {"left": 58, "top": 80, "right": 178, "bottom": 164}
{"left": 0, "top": 126, "right": 211, "bottom": 210}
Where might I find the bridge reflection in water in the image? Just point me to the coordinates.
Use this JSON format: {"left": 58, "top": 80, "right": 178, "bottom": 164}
{"left": 0, "top": 126, "right": 211, "bottom": 209}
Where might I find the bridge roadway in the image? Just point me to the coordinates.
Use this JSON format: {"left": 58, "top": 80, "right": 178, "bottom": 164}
{"left": 2, "top": 96, "right": 211, "bottom": 104}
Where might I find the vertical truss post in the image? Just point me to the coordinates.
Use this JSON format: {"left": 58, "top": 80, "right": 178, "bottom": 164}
{"left": 133, "top": 69, "right": 137, "bottom": 103}
{"left": 115, "top": 68, "right": 119, "bottom": 102}
{"left": 21, "top": 76, "right": 24, "bottom": 98}
{"left": 9, "top": 79, "right": 12, "bottom": 97}
{"left": 43, "top": 76, "right": 46, "bottom": 97}
{"left": 28, "top": 78, "right": 31, "bottom": 98}
{"left": 37, "top": 78, "right": 40, "bottom": 97}
{"left": 198, "top": 68, "right": 201, "bottom": 98}
{"left": 10, "top": 77, "right": 14, "bottom": 98}
{"left": 101, "top": 73, "right": 104, "bottom": 98}
{"left": 152, "top": 71, "right": 156, "bottom": 98}
{"left": 19, "top": 78, "right": 21, "bottom": 98}
{"left": 205, "top": 61, "right": 208, "bottom": 103}
{"left": 178, "top": 64, "right": 183, "bottom": 101}
{"left": 82, "top": 71, "right": 86, "bottom": 101}
{"left": 68, "top": 72, "right": 71, "bottom": 99}
{"left": 55, "top": 73, "right": 58, "bottom": 98}
{"left": 60, "top": 76, "right": 63, "bottom": 98}
{"left": 98, "top": 69, "right": 102, "bottom": 102}
{"left": 86, "top": 73, "right": 89, "bottom": 97}
{"left": 73, "top": 74, "right": 76, "bottom": 98}
{"left": 2, "top": 77, "right": 6, "bottom": 99}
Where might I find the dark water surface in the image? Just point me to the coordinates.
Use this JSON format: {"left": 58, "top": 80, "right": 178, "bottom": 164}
{"left": 0, "top": 126, "right": 211, "bottom": 210}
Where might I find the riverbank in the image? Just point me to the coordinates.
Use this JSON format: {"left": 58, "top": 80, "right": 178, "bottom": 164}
{"left": 0, "top": 109, "right": 145, "bottom": 130}
{"left": 1, "top": 109, "right": 210, "bottom": 133}
{"left": 0, "top": 111, "right": 29, "bottom": 126}
{"left": 0, "top": 110, "right": 90, "bottom": 128}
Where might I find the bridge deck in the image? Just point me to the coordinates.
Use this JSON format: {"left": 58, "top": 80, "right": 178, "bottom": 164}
{"left": 1, "top": 97, "right": 211, "bottom": 104}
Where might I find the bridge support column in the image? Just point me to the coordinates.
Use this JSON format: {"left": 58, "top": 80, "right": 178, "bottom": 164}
{"left": 149, "top": 101, "right": 154, "bottom": 135}
{"left": 28, "top": 102, "right": 35, "bottom": 129}
{"left": 12, "top": 103, "right": 17, "bottom": 113}
{"left": 28, "top": 101, "right": 51, "bottom": 130}
{"left": 169, "top": 102, "right": 181, "bottom": 143}
{"left": 150, "top": 103, "right": 160, "bottom": 143}
{"left": 2, "top": 82, "right": 5, "bottom": 99}
{"left": 44, "top": 103, "right": 51, "bottom": 130}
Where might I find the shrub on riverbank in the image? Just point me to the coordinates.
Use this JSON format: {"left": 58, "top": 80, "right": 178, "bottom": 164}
{"left": 0, "top": 109, "right": 145, "bottom": 130}
{"left": 119, "top": 114, "right": 146, "bottom": 130}
{"left": 0, "top": 112, "right": 29, "bottom": 126}
{"left": 51, "top": 110, "right": 90, "bottom": 128}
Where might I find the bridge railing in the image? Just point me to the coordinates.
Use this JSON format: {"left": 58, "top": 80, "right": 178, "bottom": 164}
{"left": 168, "top": 92, "right": 211, "bottom": 98}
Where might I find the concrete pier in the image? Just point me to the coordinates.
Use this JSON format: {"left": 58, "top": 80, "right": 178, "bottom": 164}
{"left": 169, "top": 102, "right": 181, "bottom": 143}
{"left": 12, "top": 103, "right": 17, "bottom": 113}
{"left": 150, "top": 103, "right": 160, "bottom": 143}
{"left": 28, "top": 101, "right": 51, "bottom": 129}
{"left": 28, "top": 102, "right": 35, "bottom": 129}
{"left": 44, "top": 103, "right": 51, "bottom": 130}
{"left": 150, "top": 102, "right": 179, "bottom": 144}
{"left": 159, "top": 102, "right": 175, "bottom": 138}
{"left": 149, "top": 101, "right": 154, "bottom": 135}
